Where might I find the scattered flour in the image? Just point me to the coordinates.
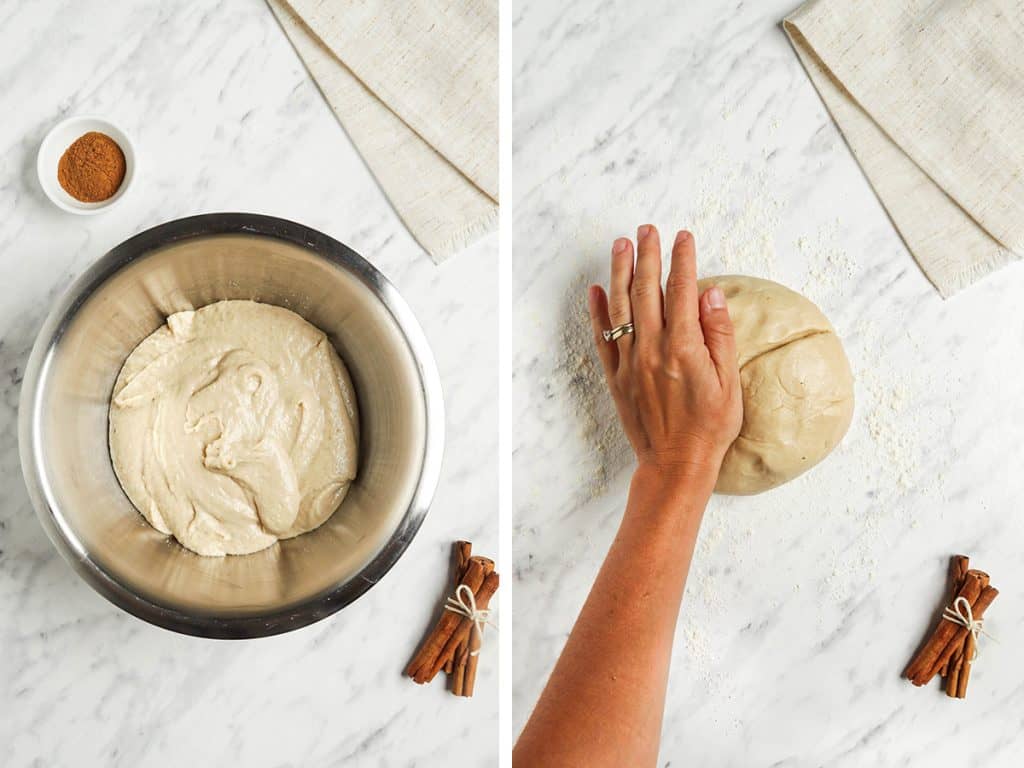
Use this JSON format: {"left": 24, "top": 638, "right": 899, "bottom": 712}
{"left": 798, "top": 218, "right": 858, "bottom": 298}
{"left": 556, "top": 275, "right": 632, "bottom": 502}
{"left": 677, "top": 143, "right": 784, "bottom": 280}
{"left": 851, "top": 318, "right": 946, "bottom": 500}
{"left": 681, "top": 623, "right": 718, "bottom": 682}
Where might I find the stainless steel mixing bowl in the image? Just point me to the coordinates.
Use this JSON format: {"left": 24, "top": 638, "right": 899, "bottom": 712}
{"left": 18, "top": 213, "right": 444, "bottom": 638}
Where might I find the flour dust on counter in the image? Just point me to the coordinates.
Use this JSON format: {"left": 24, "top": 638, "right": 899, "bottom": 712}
{"left": 554, "top": 274, "right": 634, "bottom": 505}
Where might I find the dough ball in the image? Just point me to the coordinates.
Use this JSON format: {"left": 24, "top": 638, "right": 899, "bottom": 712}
{"left": 697, "top": 275, "right": 854, "bottom": 495}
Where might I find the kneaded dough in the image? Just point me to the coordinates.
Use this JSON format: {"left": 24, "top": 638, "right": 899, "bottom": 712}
{"left": 698, "top": 275, "right": 854, "bottom": 495}
{"left": 109, "top": 300, "right": 359, "bottom": 556}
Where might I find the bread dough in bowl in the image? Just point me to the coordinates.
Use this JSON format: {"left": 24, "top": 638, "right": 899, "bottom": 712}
{"left": 109, "top": 300, "right": 359, "bottom": 556}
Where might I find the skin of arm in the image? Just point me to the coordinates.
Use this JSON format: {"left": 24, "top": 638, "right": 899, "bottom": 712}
{"left": 514, "top": 225, "right": 742, "bottom": 767}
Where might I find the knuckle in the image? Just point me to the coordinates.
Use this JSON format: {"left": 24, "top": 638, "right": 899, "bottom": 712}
{"left": 630, "top": 279, "right": 659, "bottom": 300}
{"left": 608, "top": 297, "right": 632, "bottom": 319}
{"left": 663, "top": 359, "right": 684, "bottom": 379}
{"left": 669, "top": 331, "right": 699, "bottom": 355}
{"left": 634, "top": 346, "right": 662, "bottom": 373}
{"left": 665, "top": 273, "right": 690, "bottom": 293}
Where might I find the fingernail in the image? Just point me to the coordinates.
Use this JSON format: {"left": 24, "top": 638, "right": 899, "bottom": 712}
{"left": 707, "top": 286, "right": 726, "bottom": 309}
{"left": 637, "top": 224, "right": 652, "bottom": 240}
{"left": 675, "top": 230, "right": 690, "bottom": 245}
{"left": 612, "top": 238, "right": 629, "bottom": 255}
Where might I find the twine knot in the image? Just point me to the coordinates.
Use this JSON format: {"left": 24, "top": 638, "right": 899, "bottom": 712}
{"left": 942, "top": 596, "right": 993, "bottom": 659}
{"left": 444, "top": 584, "right": 494, "bottom": 656}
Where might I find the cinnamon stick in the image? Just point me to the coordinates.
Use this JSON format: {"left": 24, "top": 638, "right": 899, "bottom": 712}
{"left": 454, "top": 581, "right": 489, "bottom": 697}
{"left": 956, "top": 632, "right": 976, "bottom": 699}
{"left": 904, "top": 570, "right": 985, "bottom": 684}
{"left": 973, "top": 570, "right": 991, "bottom": 591}
{"left": 451, "top": 640, "right": 470, "bottom": 695}
{"left": 940, "top": 556, "right": 971, "bottom": 678}
{"left": 445, "top": 542, "right": 474, "bottom": 675}
{"left": 420, "top": 571, "right": 500, "bottom": 684}
{"left": 945, "top": 645, "right": 964, "bottom": 696}
{"left": 450, "top": 555, "right": 495, "bottom": 696}
{"left": 906, "top": 556, "right": 999, "bottom": 699}
{"left": 949, "top": 556, "right": 970, "bottom": 602}
{"left": 406, "top": 557, "right": 488, "bottom": 681}
{"left": 407, "top": 541, "right": 499, "bottom": 697}
{"left": 462, "top": 628, "right": 483, "bottom": 697}
{"left": 918, "top": 585, "right": 997, "bottom": 686}
{"left": 455, "top": 540, "right": 473, "bottom": 570}
{"left": 448, "top": 552, "right": 492, "bottom": 681}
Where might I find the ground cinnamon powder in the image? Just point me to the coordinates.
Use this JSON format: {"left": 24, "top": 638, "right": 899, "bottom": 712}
{"left": 57, "top": 131, "right": 126, "bottom": 203}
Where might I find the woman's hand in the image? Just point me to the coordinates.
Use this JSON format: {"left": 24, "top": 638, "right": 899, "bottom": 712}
{"left": 518, "top": 226, "right": 741, "bottom": 766}
{"left": 588, "top": 225, "right": 742, "bottom": 489}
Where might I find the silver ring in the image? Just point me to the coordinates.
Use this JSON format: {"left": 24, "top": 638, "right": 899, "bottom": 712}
{"left": 602, "top": 322, "right": 635, "bottom": 342}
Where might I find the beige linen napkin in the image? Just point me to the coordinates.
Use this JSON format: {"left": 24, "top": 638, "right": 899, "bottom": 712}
{"left": 784, "top": 0, "right": 1024, "bottom": 296}
{"left": 268, "top": 0, "right": 498, "bottom": 263}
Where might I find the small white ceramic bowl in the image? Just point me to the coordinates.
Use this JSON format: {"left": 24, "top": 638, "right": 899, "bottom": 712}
{"left": 37, "top": 116, "right": 136, "bottom": 215}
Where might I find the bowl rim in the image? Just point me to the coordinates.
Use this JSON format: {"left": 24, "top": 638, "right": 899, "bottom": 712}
{"left": 17, "top": 213, "right": 445, "bottom": 638}
{"left": 36, "top": 114, "right": 137, "bottom": 215}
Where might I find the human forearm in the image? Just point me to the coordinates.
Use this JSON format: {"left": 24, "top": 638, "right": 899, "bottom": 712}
{"left": 516, "top": 227, "right": 741, "bottom": 766}
{"left": 514, "top": 467, "right": 713, "bottom": 767}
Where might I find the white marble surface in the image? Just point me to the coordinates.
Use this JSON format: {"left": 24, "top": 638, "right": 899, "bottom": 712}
{"left": 0, "top": 2, "right": 496, "bottom": 766}
{"left": 510, "top": 0, "right": 1024, "bottom": 765}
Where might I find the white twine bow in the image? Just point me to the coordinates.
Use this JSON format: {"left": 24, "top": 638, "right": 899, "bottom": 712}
{"left": 942, "top": 596, "right": 995, "bottom": 659}
{"left": 444, "top": 584, "right": 496, "bottom": 657}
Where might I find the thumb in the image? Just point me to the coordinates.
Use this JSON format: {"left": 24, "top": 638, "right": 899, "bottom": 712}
{"left": 699, "top": 286, "right": 738, "bottom": 383}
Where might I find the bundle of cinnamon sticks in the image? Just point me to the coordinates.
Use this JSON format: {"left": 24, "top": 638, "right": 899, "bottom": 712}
{"left": 903, "top": 555, "right": 998, "bottom": 699}
{"left": 406, "top": 541, "right": 499, "bottom": 697}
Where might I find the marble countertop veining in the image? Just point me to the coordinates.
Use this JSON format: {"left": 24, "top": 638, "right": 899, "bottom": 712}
{"left": 511, "top": 0, "right": 1024, "bottom": 765}
{"left": 0, "top": 1, "right": 496, "bottom": 766}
